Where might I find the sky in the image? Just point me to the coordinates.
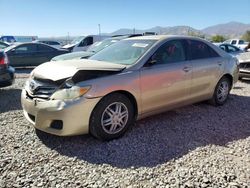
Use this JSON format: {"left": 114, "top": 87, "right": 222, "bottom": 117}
{"left": 1, "top": 0, "right": 250, "bottom": 37}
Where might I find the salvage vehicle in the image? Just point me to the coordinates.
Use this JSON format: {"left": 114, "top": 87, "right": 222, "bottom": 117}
{"left": 218, "top": 43, "right": 243, "bottom": 56}
{"left": 237, "top": 52, "right": 250, "bottom": 79}
{"left": 0, "top": 51, "right": 15, "bottom": 87}
{"left": 21, "top": 35, "right": 239, "bottom": 140}
{"left": 5, "top": 43, "right": 68, "bottom": 67}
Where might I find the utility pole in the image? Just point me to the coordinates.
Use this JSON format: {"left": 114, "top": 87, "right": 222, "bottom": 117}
{"left": 98, "top": 24, "right": 101, "bottom": 36}
{"left": 133, "top": 28, "right": 135, "bottom": 34}
{"left": 67, "top": 32, "right": 70, "bottom": 44}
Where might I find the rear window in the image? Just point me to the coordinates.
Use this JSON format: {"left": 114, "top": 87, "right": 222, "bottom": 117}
{"left": 187, "top": 40, "right": 219, "bottom": 60}
{"left": 38, "top": 44, "right": 55, "bottom": 52}
{"left": 15, "top": 44, "right": 37, "bottom": 53}
{"left": 49, "top": 41, "right": 60, "bottom": 45}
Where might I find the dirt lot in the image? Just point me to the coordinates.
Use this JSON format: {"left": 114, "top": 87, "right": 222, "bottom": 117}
{"left": 0, "top": 73, "right": 249, "bottom": 187}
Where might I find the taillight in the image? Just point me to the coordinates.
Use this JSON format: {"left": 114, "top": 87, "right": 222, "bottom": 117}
{"left": 0, "top": 57, "right": 4, "bottom": 65}
{"left": 0, "top": 53, "right": 8, "bottom": 68}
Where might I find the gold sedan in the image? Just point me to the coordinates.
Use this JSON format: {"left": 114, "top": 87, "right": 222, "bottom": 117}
{"left": 21, "top": 35, "right": 239, "bottom": 140}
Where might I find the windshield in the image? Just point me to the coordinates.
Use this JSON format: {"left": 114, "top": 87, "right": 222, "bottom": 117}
{"left": 89, "top": 39, "right": 156, "bottom": 65}
{"left": 70, "top": 36, "right": 85, "bottom": 45}
{"left": 87, "top": 38, "right": 121, "bottom": 53}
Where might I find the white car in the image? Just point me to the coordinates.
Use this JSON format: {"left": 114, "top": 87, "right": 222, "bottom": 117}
{"left": 62, "top": 35, "right": 110, "bottom": 52}
{"left": 223, "top": 39, "right": 249, "bottom": 50}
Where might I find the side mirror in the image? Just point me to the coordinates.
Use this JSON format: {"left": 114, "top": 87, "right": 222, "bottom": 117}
{"left": 145, "top": 59, "right": 157, "bottom": 67}
{"left": 10, "top": 48, "right": 16, "bottom": 53}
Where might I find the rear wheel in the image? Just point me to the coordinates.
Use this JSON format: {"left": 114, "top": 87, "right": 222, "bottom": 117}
{"left": 210, "top": 77, "right": 231, "bottom": 106}
{"left": 89, "top": 93, "right": 135, "bottom": 140}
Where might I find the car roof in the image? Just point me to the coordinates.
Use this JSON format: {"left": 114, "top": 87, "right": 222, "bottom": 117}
{"left": 124, "top": 35, "right": 208, "bottom": 42}
{"left": 6, "top": 42, "right": 60, "bottom": 50}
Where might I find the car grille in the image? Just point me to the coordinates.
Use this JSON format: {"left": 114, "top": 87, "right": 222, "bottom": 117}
{"left": 239, "top": 63, "right": 250, "bottom": 69}
{"left": 26, "top": 78, "right": 60, "bottom": 100}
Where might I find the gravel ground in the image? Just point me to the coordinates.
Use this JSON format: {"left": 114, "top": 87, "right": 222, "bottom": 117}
{"left": 0, "top": 74, "right": 250, "bottom": 188}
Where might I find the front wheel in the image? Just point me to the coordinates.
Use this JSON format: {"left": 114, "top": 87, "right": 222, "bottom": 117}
{"left": 89, "top": 93, "right": 135, "bottom": 140}
{"left": 210, "top": 77, "right": 231, "bottom": 106}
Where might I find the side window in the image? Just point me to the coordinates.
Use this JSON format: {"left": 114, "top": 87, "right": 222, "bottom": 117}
{"left": 15, "top": 44, "right": 37, "bottom": 53}
{"left": 187, "top": 40, "right": 219, "bottom": 60}
{"left": 231, "top": 40, "right": 237, "bottom": 45}
{"left": 79, "top": 37, "right": 93, "bottom": 47}
{"left": 50, "top": 41, "right": 60, "bottom": 45}
{"left": 238, "top": 40, "right": 244, "bottom": 45}
{"left": 219, "top": 45, "right": 226, "bottom": 51}
{"left": 152, "top": 40, "right": 186, "bottom": 64}
{"left": 38, "top": 44, "right": 54, "bottom": 52}
{"left": 228, "top": 45, "right": 237, "bottom": 52}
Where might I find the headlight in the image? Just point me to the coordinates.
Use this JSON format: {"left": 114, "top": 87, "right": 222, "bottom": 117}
{"left": 30, "top": 70, "right": 35, "bottom": 79}
{"left": 50, "top": 86, "right": 91, "bottom": 100}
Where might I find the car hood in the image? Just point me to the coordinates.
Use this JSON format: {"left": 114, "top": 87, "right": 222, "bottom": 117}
{"left": 51, "top": 51, "right": 94, "bottom": 61}
{"left": 33, "top": 59, "right": 126, "bottom": 81}
{"left": 62, "top": 43, "right": 76, "bottom": 49}
{"left": 237, "top": 52, "right": 250, "bottom": 63}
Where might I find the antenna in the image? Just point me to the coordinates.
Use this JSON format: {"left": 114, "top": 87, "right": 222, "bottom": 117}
{"left": 98, "top": 24, "right": 101, "bottom": 36}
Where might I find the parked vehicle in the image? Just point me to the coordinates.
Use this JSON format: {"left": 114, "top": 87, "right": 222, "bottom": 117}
{"left": 218, "top": 43, "right": 243, "bottom": 56}
{"left": 0, "top": 51, "right": 15, "bottom": 87}
{"left": 62, "top": 35, "right": 110, "bottom": 52}
{"left": 35, "top": 40, "right": 62, "bottom": 49}
{"left": 0, "top": 35, "right": 38, "bottom": 43}
{"left": 4, "top": 43, "right": 68, "bottom": 67}
{"left": 0, "top": 41, "right": 9, "bottom": 49}
{"left": 217, "top": 43, "right": 250, "bottom": 79}
{"left": 51, "top": 35, "right": 135, "bottom": 61}
{"left": 237, "top": 52, "right": 250, "bottom": 79}
{"left": 223, "top": 39, "right": 249, "bottom": 50}
{"left": 21, "top": 35, "right": 238, "bottom": 140}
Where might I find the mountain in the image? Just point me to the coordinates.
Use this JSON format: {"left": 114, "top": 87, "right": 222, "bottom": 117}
{"left": 110, "top": 26, "right": 202, "bottom": 36}
{"left": 202, "top": 21, "right": 250, "bottom": 37}
{"left": 109, "top": 22, "right": 250, "bottom": 38}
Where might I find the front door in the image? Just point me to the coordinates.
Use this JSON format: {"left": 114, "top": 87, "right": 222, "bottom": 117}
{"left": 7, "top": 44, "right": 38, "bottom": 67}
{"left": 140, "top": 39, "right": 192, "bottom": 114}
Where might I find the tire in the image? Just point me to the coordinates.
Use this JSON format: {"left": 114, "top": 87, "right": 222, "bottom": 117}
{"left": 210, "top": 77, "right": 231, "bottom": 106}
{"left": 89, "top": 93, "right": 135, "bottom": 141}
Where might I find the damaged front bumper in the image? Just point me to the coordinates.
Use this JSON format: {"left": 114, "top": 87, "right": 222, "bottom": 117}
{"left": 21, "top": 89, "right": 101, "bottom": 136}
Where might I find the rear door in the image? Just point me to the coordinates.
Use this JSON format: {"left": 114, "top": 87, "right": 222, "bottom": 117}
{"left": 140, "top": 39, "right": 192, "bottom": 114}
{"left": 36, "top": 44, "right": 58, "bottom": 65}
{"left": 186, "top": 39, "right": 222, "bottom": 100}
{"left": 7, "top": 44, "right": 38, "bottom": 67}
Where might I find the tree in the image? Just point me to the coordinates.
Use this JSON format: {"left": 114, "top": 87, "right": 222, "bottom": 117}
{"left": 242, "top": 30, "right": 250, "bottom": 42}
{"left": 211, "top": 35, "right": 226, "bottom": 43}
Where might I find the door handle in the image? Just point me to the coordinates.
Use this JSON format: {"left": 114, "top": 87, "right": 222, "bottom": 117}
{"left": 217, "top": 61, "right": 223, "bottom": 66}
{"left": 183, "top": 66, "right": 191, "bottom": 72}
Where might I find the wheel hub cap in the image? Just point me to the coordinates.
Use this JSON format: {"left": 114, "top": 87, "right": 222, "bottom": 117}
{"left": 101, "top": 102, "right": 129, "bottom": 134}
